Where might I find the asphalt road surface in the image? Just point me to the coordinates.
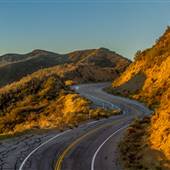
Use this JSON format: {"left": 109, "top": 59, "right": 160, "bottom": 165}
{"left": 0, "top": 83, "right": 151, "bottom": 170}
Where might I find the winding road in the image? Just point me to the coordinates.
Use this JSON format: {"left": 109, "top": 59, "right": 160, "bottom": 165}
{"left": 0, "top": 83, "right": 151, "bottom": 170}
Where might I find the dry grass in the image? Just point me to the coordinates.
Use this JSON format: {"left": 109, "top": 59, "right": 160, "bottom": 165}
{"left": 0, "top": 67, "right": 121, "bottom": 135}
{"left": 111, "top": 26, "right": 170, "bottom": 169}
{"left": 120, "top": 117, "right": 170, "bottom": 170}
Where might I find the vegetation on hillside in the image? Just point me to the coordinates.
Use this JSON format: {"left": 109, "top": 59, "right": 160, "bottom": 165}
{"left": 111, "top": 27, "right": 170, "bottom": 170}
{"left": 0, "top": 48, "right": 130, "bottom": 87}
{"left": 112, "top": 27, "right": 170, "bottom": 108}
{"left": 0, "top": 69, "right": 120, "bottom": 135}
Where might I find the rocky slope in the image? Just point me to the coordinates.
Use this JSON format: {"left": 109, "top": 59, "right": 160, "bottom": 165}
{"left": 111, "top": 27, "right": 170, "bottom": 169}
{"left": 0, "top": 48, "right": 130, "bottom": 87}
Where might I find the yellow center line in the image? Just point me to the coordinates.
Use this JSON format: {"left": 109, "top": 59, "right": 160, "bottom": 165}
{"left": 55, "top": 118, "right": 124, "bottom": 170}
{"left": 55, "top": 99, "right": 143, "bottom": 170}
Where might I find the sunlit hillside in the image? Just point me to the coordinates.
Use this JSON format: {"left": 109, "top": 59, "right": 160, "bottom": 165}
{"left": 112, "top": 27, "right": 170, "bottom": 169}
{"left": 112, "top": 27, "right": 170, "bottom": 108}
{"left": 0, "top": 48, "right": 130, "bottom": 87}
{"left": 0, "top": 68, "right": 119, "bottom": 135}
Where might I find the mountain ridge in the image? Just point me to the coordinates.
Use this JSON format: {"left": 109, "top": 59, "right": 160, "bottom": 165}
{"left": 0, "top": 48, "right": 131, "bottom": 87}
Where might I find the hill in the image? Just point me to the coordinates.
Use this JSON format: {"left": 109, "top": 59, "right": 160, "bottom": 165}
{"left": 0, "top": 68, "right": 119, "bottom": 135}
{"left": 0, "top": 48, "right": 130, "bottom": 87}
{"left": 0, "top": 50, "right": 70, "bottom": 87}
{"left": 111, "top": 27, "right": 170, "bottom": 169}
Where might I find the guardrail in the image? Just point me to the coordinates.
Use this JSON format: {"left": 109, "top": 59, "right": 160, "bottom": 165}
{"left": 82, "top": 94, "right": 121, "bottom": 111}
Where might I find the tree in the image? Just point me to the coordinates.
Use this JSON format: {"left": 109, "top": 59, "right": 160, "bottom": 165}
{"left": 134, "top": 50, "right": 142, "bottom": 60}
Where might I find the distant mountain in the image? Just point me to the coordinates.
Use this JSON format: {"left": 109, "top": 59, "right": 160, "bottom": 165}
{"left": 0, "top": 50, "right": 70, "bottom": 87}
{"left": 0, "top": 49, "right": 66, "bottom": 64}
{"left": 0, "top": 48, "right": 131, "bottom": 87}
{"left": 0, "top": 53, "right": 121, "bottom": 135}
{"left": 53, "top": 48, "right": 131, "bottom": 83}
{"left": 112, "top": 27, "right": 170, "bottom": 169}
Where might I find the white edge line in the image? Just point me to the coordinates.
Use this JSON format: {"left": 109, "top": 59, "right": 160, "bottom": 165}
{"left": 91, "top": 124, "right": 129, "bottom": 170}
{"left": 18, "top": 94, "right": 121, "bottom": 170}
{"left": 87, "top": 121, "right": 98, "bottom": 125}
{"left": 19, "top": 129, "right": 71, "bottom": 170}
{"left": 19, "top": 89, "right": 123, "bottom": 170}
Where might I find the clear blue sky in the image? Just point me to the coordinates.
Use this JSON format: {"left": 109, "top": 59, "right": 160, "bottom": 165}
{"left": 0, "top": 0, "right": 170, "bottom": 59}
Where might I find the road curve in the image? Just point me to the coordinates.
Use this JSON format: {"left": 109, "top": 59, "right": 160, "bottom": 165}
{"left": 0, "top": 83, "right": 151, "bottom": 170}
{"left": 54, "top": 83, "right": 151, "bottom": 170}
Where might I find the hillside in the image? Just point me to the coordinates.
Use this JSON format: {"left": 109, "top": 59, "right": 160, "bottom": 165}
{"left": 64, "top": 48, "right": 131, "bottom": 83}
{"left": 0, "top": 67, "right": 120, "bottom": 135}
{"left": 0, "top": 50, "right": 70, "bottom": 87}
{"left": 112, "top": 27, "right": 170, "bottom": 108}
{"left": 0, "top": 48, "right": 130, "bottom": 87}
{"left": 111, "top": 27, "right": 170, "bottom": 169}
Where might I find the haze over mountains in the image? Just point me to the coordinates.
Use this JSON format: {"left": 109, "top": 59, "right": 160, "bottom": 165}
{"left": 0, "top": 48, "right": 130, "bottom": 87}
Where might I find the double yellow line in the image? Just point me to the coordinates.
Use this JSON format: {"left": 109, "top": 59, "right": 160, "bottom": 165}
{"left": 55, "top": 119, "right": 122, "bottom": 170}
{"left": 55, "top": 101, "right": 144, "bottom": 170}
